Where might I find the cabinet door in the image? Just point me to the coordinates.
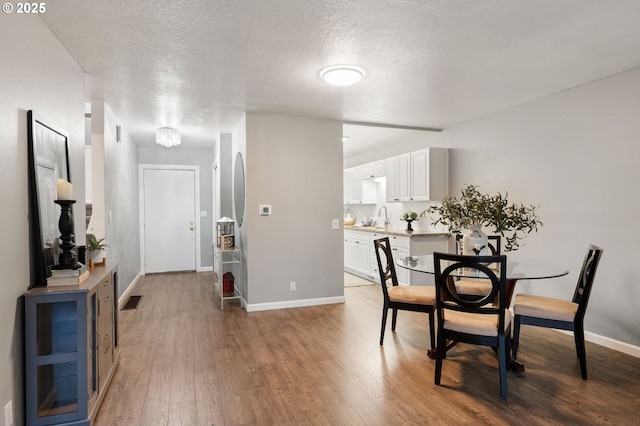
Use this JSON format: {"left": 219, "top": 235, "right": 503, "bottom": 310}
{"left": 361, "top": 160, "right": 385, "bottom": 179}
{"left": 411, "top": 149, "right": 429, "bottom": 201}
{"left": 344, "top": 167, "right": 362, "bottom": 203}
{"left": 394, "top": 246, "right": 410, "bottom": 285}
{"left": 97, "top": 281, "right": 114, "bottom": 392}
{"left": 397, "top": 153, "right": 411, "bottom": 201}
{"left": 353, "top": 238, "right": 370, "bottom": 275}
{"left": 385, "top": 157, "right": 398, "bottom": 201}
{"left": 344, "top": 237, "right": 352, "bottom": 269}
{"left": 25, "top": 292, "right": 89, "bottom": 425}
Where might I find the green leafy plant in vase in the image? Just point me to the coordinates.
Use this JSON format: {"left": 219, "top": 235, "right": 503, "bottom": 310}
{"left": 424, "top": 184, "right": 542, "bottom": 252}
{"left": 86, "top": 234, "right": 107, "bottom": 267}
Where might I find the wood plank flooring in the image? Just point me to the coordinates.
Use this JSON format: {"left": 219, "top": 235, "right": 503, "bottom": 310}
{"left": 95, "top": 271, "right": 640, "bottom": 425}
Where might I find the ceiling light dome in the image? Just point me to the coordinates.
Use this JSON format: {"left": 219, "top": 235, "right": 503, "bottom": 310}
{"left": 156, "top": 127, "right": 181, "bottom": 147}
{"left": 320, "top": 65, "right": 365, "bottom": 86}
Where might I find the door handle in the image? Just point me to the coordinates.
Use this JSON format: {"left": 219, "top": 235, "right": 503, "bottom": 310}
{"left": 189, "top": 221, "right": 194, "bottom": 231}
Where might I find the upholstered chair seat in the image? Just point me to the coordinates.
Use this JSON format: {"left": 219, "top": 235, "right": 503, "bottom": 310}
{"left": 514, "top": 294, "right": 578, "bottom": 322}
{"left": 444, "top": 310, "right": 512, "bottom": 337}
{"left": 388, "top": 285, "right": 435, "bottom": 305}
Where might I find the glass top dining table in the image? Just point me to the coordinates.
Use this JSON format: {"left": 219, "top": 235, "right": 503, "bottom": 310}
{"left": 396, "top": 254, "right": 570, "bottom": 305}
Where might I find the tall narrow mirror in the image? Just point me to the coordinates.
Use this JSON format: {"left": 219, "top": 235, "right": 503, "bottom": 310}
{"left": 27, "top": 110, "right": 71, "bottom": 288}
{"left": 233, "top": 152, "right": 245, "bottom": 227}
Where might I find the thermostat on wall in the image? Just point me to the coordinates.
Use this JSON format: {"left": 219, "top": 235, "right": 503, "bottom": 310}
{"left": 259, "top": 205, "right": 272, "bottom": 216}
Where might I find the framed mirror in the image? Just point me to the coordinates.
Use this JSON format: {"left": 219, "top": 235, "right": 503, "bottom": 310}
{"left": 233, "top": 152, "right": 245, "bottom": 227}
{"left": 27, "top": 110, "right": 71, "bottom": 288}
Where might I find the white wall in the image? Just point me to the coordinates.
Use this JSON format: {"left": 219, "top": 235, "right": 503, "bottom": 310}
{"left": 0, "top": 15, "right": 85, "bottom": 425}
{"left": 444, "top": 67, "right": 640, "bottom": 348}
{"left": 244, "top": 113, "right": 345, "bottom": 310}
{"left": 102, "top": 103, "right": 142, "bottom": 299}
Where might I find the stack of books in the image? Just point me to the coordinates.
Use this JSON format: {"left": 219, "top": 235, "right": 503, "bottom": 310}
{"left": 47, "top": 265, "right": 90, "bottom": 287}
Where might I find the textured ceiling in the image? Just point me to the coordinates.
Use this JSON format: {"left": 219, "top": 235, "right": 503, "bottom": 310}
{"left": 40, "top": 0, "right": 640, "bottom": 151}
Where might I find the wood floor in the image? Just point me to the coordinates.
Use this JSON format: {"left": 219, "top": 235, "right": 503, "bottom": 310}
{"left": 95, "top": 271, "right": 640, "bottom": 425}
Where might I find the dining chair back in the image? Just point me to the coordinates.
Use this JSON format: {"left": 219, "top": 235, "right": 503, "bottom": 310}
{"left": 512, "top": 244, "right": 603, "bottom": 379}
{"left": 374, "top": 237, "right": 436, "bottom": 349}
{"left": 433, "top": 251, "right": 511, "bottom": 400}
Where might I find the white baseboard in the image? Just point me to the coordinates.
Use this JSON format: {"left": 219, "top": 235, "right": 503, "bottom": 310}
{"left": 246, "top": 296, "right": 346, "bottom": 312}
{"left": 198, "top": 266, "right": 213, "bottom": 272}
{"left": 555, "top": 329, "right": 640, "bottom": 358}
{"left": 118, "top": 271, "right": 143, "bottom": 309}
{"left": 584, "top": 330, "right": 640, "bottom": 358}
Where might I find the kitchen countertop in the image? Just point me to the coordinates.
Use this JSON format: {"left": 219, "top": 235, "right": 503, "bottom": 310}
{"left": 344, "top": 225, "right": 449, "bottom": 238}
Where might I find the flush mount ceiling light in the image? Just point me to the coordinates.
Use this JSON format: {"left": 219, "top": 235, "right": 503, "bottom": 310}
{"left": 156, "top": 127, "right": 181, "bottom": 147}
{"left": 319, "top": 65, "right": 365, "bottom": 86}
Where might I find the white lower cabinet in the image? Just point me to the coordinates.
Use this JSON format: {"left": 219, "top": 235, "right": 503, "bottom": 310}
{"left": 346, "top": 229, "right": 450, "bottom": 286}
{"left": 344, "top": 231, "right": 370, "bottom": 276}
{"left": 370, "top": 233, "right": 410, "bottom": 285}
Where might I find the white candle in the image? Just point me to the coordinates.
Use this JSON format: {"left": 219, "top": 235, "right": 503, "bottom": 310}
{"left": 57, "top": 179, "right": 73, "bottom": 200}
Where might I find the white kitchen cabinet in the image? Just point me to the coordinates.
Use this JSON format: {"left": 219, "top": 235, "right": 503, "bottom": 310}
{"left": 344, "top": 231, "right": 370, "bottom": 275}
{"left": 344, "top": 166, "right": 376, "bottom": 204}
{"left": 369, "top": 232, "right": 410, "bottom": 285}
{"left": 386, "top": 153, "right": 410, "bottom": 202}
{"left": 361, "top": 160, "right": 385, "bottom": 179}
{"left": 347, "top": 228, "right": 450, "bottom": 286}
{"left": 410, "top": 148, "right": 449, "bottom": 202}
{"left": 386, "top": 148, "right": 448, "bottom": 202}
{"left": 344, "top": 167, "right": 362, "bottom": 203}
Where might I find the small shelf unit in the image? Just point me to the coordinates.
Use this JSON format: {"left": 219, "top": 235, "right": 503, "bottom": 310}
{"left": 213, "top": 245, "right": 243, "bottom": 310}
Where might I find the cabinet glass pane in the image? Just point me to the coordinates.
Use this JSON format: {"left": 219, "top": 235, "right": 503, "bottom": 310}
{"left": 36, "top": 301, "right": 78, "bottom": 356}
{"left": 36, "top": 361, "right": 78, "bottom": 417}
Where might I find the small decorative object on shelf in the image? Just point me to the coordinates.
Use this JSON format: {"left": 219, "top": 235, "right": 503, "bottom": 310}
{"left": 402, "top": 211, "right": 418, "bottom": 232}
{"left": 86, "top": 234, "right": 107, "bottom": 267}
{"left": 216, "top": 217, "right": 235, "bottom": 249}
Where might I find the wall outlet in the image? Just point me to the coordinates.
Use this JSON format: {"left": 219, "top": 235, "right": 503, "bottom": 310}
{"left": 289, "top": 281, "right": 296, "bottom": 292}
{"left": 332, "top": 218, "right": 340, "bottom": 229}
{"left": 4, "top": 400, "right": 13, "bottom": 426}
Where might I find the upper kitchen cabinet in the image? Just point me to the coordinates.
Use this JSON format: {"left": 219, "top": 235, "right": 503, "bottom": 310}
{"left": 386, "top": 153, "right": 410, "bottom": 202}
{"left": 361, "top": 159, "right": 385, "bottom": 179}
{"left": 411, "top": 148, "right": 448, "bottom": 201}
{"left": 344, "top": 166, "right": 376, "bottom": 204}
{"left": 387, "top": 148, "right": 448, "bottom": 202}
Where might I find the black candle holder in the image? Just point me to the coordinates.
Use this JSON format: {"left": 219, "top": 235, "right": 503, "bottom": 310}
{"left": 54, "top": 199, "right": 82, "bottom": 270}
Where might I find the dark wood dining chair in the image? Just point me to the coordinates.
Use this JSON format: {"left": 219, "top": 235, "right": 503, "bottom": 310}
{"left": 454, "top": 234, "right": 502, "bottom": 297}
{"left": 373, "top": 237, "right": 436, "bottom": 349}
{"left": 433, "top": 251, "right": 511, "bottom": 400}
{"left": 512, "top": 244, "right": 603, "bottom": 379}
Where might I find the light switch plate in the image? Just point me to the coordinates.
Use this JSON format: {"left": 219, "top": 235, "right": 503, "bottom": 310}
{"left": 332, "top": 219, "right": 340, "bottom": 229}
{"left": 259, "top": 205, "right": 271, "bottom": 216}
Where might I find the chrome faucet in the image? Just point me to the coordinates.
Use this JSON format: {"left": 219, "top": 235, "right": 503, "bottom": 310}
{"left": 377, "top": 206, "right": 390, "bottom": 228}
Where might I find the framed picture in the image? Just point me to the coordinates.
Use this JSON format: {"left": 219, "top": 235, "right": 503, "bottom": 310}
{"left": 27, "top": 110, "right": 71, "bottom": 288}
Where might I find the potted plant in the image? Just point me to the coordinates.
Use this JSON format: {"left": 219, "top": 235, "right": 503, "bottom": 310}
{"left": 402, "top": 211, "right": 418, "bottom": 232}
{"left": 86, "top": 234, "right": 107, "bottom": 267}
{"left": 424, "top": 184, "right": 542, "bottom": 252}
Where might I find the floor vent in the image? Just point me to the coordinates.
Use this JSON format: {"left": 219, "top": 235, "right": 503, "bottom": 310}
{"left": 122, "top": 295, "right": 142, "bottom": 310}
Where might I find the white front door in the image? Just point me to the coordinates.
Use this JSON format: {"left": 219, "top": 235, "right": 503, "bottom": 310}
{"left": 143, "top": 168, "right": 197, "bottom": 273}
